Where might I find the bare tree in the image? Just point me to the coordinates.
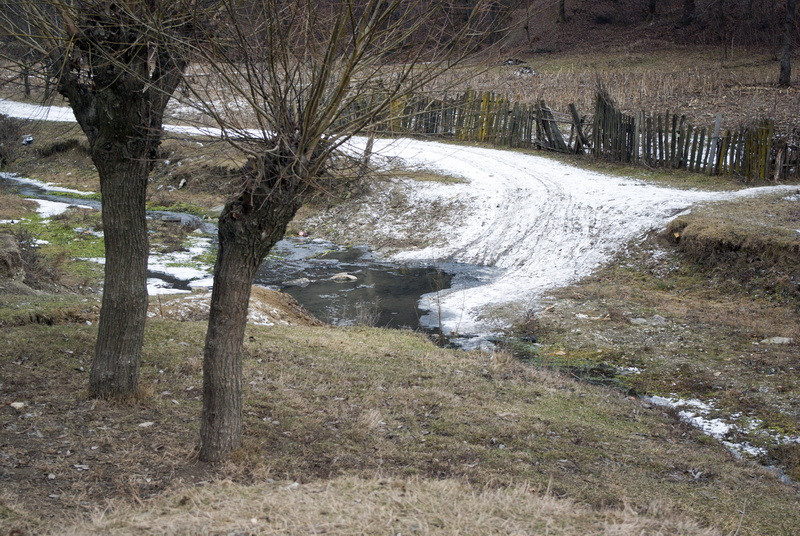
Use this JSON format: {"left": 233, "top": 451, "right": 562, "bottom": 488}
{"left": 174, "top": 0, "right": 514, "bottom": 462}
{"left": 681, "top": 0, "right": 696, "bottom": 25}
{"left": 780, "top": 0, "right": 797, "bottom": 86}
{"left": 648, "top": 0, "right": 657, "bottom": 19}
{"left": 0, "top": 1, "right": 199, "bottom": 399}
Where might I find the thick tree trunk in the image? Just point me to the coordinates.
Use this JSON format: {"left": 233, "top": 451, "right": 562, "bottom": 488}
{"left": 557, "top": 0, "right": 566, "bottom": 23}
{"left": 53, "top": 25, "right": 185, "bottom": 399}
{"left": 90, "top": 156, "right": 150, "bottom": 399}
{"left": 648, "top": 0, "right": 657, "bottom": 19}
{"left": 681, "top": 0, "right": 696, "bottom": 25}
{"left": 62, "top": 82, "right": 180, "bottom": 399}
{"left": 199, "top": 237, "right": 258, "bottom": 461}
{"left": 200, "top": 161, "right": 306, "bottom": 462}
{"left": 780, "top": 0, "right": 797, "bottom": 87}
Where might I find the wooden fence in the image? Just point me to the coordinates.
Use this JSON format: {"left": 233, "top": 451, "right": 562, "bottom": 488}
{"left": 591, "top": 91, "right": 799, "bottom": 182}
{"left": 370, "top": 90, "right": 589, "bottom": 154}
{"left": 364, "top": 89, "right": 798, "bottom": 183}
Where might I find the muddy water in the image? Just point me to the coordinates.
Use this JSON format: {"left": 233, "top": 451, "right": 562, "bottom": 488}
{"left": 1, "top": 173, "right": 471, "bottom": 334}
{"left": 255, "top": 238, "right": 455, "bottom": 331}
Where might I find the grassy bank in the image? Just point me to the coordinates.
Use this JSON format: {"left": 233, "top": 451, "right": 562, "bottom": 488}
{"left": 1, "top": 316, "right": 798, "bottom": 534}
{"left": 510, "top": 192, "right": 800, "bottom": 481}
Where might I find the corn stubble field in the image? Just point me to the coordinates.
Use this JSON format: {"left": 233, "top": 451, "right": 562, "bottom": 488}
{"left": 2, "top": 8, "right": 800, "bottom": 534}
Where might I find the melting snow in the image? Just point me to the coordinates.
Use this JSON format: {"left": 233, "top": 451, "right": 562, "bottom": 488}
{"left": 1, "top": 172, "right": 95, "bottom": 195}
{"left": 641, "top": 395, "right": 797, "bottom": 457}
{"left": 28, "top": 198, "right": 92, "bottom": 218}
{"left": 344, "top": 137, "right": 797, "bottom": 337}
{"left": 3, "top": 99, "right": 796, "bottom": 335}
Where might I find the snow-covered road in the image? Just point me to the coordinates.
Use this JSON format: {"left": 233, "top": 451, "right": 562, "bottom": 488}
{"left": 3, "top": 99, "right": 796, "bottom": 337}
{"left": 361, "top": 139, "right": 796, "bottom": 336}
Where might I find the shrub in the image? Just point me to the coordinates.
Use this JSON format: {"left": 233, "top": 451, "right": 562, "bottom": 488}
{"left": 0, "top": 114, "right": 23, "bottom": 168}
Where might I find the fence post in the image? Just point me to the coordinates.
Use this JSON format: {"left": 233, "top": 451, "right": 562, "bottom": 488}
{"left": 707, "top": 114, "right": 722, "bottom": 175}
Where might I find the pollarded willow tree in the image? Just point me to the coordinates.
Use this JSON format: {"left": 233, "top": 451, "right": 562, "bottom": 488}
{"left": 174, "top": 0, "right": 516, "bottom": 461}
{"left": 0, "top": 1, "right": 207, "bottom": 399}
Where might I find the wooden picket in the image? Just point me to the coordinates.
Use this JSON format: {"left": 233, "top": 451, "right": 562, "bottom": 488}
{"left": 589, "top": 92, "right": 797, "bottom": 182}
{"left": 344, "top": 89, "right": 797, "bottom": 183}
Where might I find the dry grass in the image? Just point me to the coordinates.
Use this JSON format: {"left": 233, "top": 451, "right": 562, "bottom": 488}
{"left": 519, "top": 192, "right": 800, "bottom": 480}
{"left": 0, "top": 192, "right": 36, "bottom": 220}
{"left": 56, "top": 476, "right": 720, "bottom": 536}
{"left": 664, "top": 193, "right": 800, "bottom": 301}
{"left": 433, "top": 47, "right": 800, "bottom": 133}
{"left": 1, "top": 320, "right": 798, "bottom": 535}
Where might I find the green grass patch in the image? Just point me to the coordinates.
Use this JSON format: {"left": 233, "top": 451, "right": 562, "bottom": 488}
{"left": 146, "top": 201, "right": 208, "bottom": 217}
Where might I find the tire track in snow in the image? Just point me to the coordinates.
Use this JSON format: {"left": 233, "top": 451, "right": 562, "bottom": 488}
{"left": 367, "top": 138, "right": 798, "bottom": 339}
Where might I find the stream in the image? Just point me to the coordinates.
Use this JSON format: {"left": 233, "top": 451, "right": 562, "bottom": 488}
{"left": 0, "top": 172, "right": 485, "bottom": 340}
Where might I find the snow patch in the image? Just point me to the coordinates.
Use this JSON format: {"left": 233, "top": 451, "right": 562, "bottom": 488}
{"left": 640, "top": 395, "right": 800, "bottom": 458}
{"left": 0, "top": 172, "right": 95, "bottom": 195}
{"left": 349, "top": 137, "right": 797, "bottom": 337}
{"left": 0, "top": 100, "right": 77, "bottom": 123}
{"left": 28, "top": 198, "right": 92, "bottom": 218}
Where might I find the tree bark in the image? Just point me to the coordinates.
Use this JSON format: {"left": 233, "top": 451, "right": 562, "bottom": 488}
{"left": 780, "top": 0, "right": 797, "bottom": 87}
{"left": 200, "top": 156, "right": 306, "bottom": 462}
{"left": 54, "top": 17, "right": 186, "bottom": 399}
{"left": 199, "top": 234, "right": 256, "bottom": 461}
{"left": 557, "top": 0, "right": 566, "bottom": 23}
{"left": 90, "top": 156, "right": 150, "bottom": 398}
{"left": 681, "top": 0, "right": 696, "bottom": 25}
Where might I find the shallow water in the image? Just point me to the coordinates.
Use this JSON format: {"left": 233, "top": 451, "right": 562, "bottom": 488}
{"left": 256, "top": 238, "right": 455, "bottom": 331}
{"left": 1, "top": 173, "right": 471, "bottom": 335}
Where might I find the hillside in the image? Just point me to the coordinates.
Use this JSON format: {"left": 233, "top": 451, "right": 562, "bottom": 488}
{"left": 2, "top": 8, "right": 800, "bottom": 531}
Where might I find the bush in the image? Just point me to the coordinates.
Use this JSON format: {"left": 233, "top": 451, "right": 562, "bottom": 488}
{"left": 0, "top": 114, "right": 23, "bottom": 168}
{"left": 12, "top": 228, "right": 67, "bottom": 290}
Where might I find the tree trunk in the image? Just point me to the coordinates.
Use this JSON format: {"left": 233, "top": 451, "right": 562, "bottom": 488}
{"left": 557, "top": 0, "right": 566, "bottom": 23}
{"left": 780, "top": 0, "right": 797, "bottom": 87}
{"left": 51, "top": 14, "right": 186, "bottom": 399}
{"left": 90, "top": 156, "right": 150, "bottom": 399}
{"left": 681, "top": 0, "right": 695, "bottom": 25}
{"left": 648, "top": 0, "right": 657, "bottom": 18}
{"left": 199, "top": 235, "right": 257, "bottom": 461}
{"left": 200, "top": 159, "right": 306, "bottom": 462}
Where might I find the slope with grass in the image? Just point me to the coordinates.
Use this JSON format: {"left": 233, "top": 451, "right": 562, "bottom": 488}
{"left": 1, "top": 318, "right": 798, "bottom": 535}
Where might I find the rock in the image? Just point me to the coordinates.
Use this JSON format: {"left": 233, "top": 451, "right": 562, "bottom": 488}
{"left": 178, "top": 178, "right": 187, "bottom": 189}
{"left": 160, "top": 214, "right": 182, "bottom": 222}
{"left": 630, "top": 315, "right": 668, "bottom": 326}
{"left": 207, "top": 205, "right": 225, "bottom": 219}
{"left": 329, "top": 272, "right": 357, "bottom": 282}
{"left": 760, "top": 336, "right": 794, "bottom": 345}
{"left": 282, "top": 277, "right": 311, "bottom": 288}
{"left": 9, "top": 402, "right": 26, "bottom": 411}
{"left": 21, "top": 134, "right": 34, "bottom": 145}
{"left": 504, "top": 58, "right": 526, "bottom": 65}
{"left": 651, "top": 314, "right": 668, "bottom": 326}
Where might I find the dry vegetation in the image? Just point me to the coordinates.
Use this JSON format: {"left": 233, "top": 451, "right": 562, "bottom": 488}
{"left": 2, "top": 320, "right": 799, "bottom": 535}
{"left": 514, "top": 192, "right": 800, "bottom": 479}
{"left": 2, "top": 10, "right": 800, "bottom": 531}
{"left": 58, "top": 476, "right": 720, "bottom": 535}
{"left": 434, "top": 47, "right": 800, "bottom": 133}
